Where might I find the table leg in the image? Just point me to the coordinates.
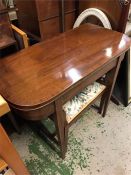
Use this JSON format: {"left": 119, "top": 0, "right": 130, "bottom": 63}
{"left": 99, "top": 91, "right": 107, "bottom": 114}
{"left": 55, "top": 99, "right": 67, "bottom": 159}
{"left": 7, "top": 112, "right": 21, "bottom": 134}
{"left": 102, "top": 54, "right": 125, "bottom": 117}
{"left": 0, "top": 124, "right": 30, "bottom": 175}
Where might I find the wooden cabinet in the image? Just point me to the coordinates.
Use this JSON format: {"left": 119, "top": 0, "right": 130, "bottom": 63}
{"left": 15, "top": 0, "right": 78, "bottom": 41}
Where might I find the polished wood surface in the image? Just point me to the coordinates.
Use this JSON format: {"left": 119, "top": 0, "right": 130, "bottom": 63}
{"left": 0, "top": 24, "right": 130, "bottom": 110}
{"left": 0, "top": 124, "right": 30, "bottom": 175}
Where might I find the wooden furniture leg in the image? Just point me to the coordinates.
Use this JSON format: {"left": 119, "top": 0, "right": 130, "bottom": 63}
{"left": 111, "top": 95, "right": 120, "bottom": 105}
{"left": 99, "top": 91, "right": 107, "bottom": 114}
{"left": 0, "top": 124, "right": 30, "bottom": 175}
{"left": 0, "top": 95, "right": 20, "bottom": 134}
{"left": 102, "top": 54, "right": 125, "bottom": 117}
{"left": 64, "top": 126, "right": 68, "bottom": 156}
{"left": 55, "top": 99, "right": 67, "bottom": 159}
{"left": 7, "top": 112, "right": 21, "bottom": 134}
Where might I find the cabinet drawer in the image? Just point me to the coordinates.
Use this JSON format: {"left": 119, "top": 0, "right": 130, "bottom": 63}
{"left": 65, "top": 0, "right": 76, "bottom": 12}
{"left": 65, "top": 12, "right": 75, "bottom": 31}
{"left": 40, "top": 17, "right": 60, "bottom": 40}
{"left": 40, "top": 13, "right": 75, "bottom": 40}
{"left": 36, "top": 0, "right": 76, "bottom": 22}
{"left": 36, "top": 0, "right": 59, "bottom": 21}
{"left": 40, "top": 12, "right": 76, "bottom": 40}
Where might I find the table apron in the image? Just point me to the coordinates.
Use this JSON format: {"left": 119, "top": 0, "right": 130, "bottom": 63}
{"left": 61, "top": 58, "right": 118, "bottom": 104}
{"left": 9, "top": 102, "right": 55, "bottom": 121}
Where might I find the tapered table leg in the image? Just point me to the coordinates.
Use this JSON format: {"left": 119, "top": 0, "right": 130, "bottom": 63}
{"left": 55, "top": 99, "right": 67, "bottom": 159}
{"left": 103, "top": 54, "right": 125, "bottom": 117}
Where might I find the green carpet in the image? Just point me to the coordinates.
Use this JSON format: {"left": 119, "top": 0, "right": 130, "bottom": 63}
{"left": 23, "top": 111, "right": 94, "bottom": 175}
{"left": 11, "top": 102, "right": 131, "bottom": 175}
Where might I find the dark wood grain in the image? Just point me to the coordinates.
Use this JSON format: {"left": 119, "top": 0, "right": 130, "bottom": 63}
{"left": 0, "top": 24, "right": 130, "bottom": 110}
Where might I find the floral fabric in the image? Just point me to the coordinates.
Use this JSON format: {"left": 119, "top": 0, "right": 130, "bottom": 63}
{"left": 63, "top": 82, "right": 106, "bottom": 123}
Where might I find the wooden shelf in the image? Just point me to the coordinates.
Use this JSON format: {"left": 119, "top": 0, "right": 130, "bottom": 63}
{"left": 63, "top": 82, "right": 106, "bottom": 123}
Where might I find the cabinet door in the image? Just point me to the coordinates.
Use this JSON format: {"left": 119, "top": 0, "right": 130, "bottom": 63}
{"left": 40, "top": 12, "right": 75, "bottom": 40}
{"left": 39, "top": 17, "right": 60, "bottom": 40}
{"left": 36, "top": 0, "right": 59, "bottom": 21}
{"left": 65, "top": 12, "right": 75, "bottom": 31}
{"left": 36, "top": 0, "right": 76, "bottom": 21}
{"left": 65, "top": 0, "right": 76, "bottom": 12}
{"left": 15, "top": 0, "right": 40, "bottom": 36}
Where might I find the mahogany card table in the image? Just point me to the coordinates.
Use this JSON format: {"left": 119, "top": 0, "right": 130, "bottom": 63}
{"left": 0, "top": 24, "right": 130, "bottom": 158}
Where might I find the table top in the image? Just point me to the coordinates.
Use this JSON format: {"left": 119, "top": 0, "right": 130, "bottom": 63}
{"left": 0, "top": 24, "right": 130, "bottom": 109}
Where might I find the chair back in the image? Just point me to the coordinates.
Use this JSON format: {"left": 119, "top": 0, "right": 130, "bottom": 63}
{"left": 79, "top": 0, "right": 130, "bottom": 33}
{"left": 11, "top": 24, "right": 29, "bottom": 49}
